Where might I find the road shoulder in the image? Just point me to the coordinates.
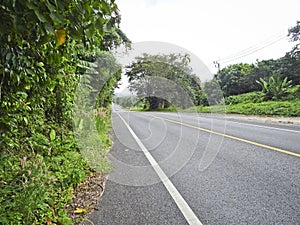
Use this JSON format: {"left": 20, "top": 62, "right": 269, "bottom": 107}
{"left": 221, "top": 113, "right": 300, "bottom": 127}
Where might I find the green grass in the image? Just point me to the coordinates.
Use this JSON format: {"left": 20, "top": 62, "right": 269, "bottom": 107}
{"left": 184, "top": 89, "right": 300, "bottom": 117}
{"left": 193, "top": 100, "right": 300, "bottom": 116}
{"left": 225, "top": 91, "right": 264, "bottom": 105}
{"left": 0, "top": 151, "right": 88, "bottom": 225}
{"left": 224, "top": 87, "right": 300, "bottom": 105}
{"left": 123, "top": 92, "right": 300, "bottom": 117}
{"left": 142, "top": 106, "right": 178, "bottom": 112}
{"left": 129, "top": 99, "right": 299, "bottom": 117}
{"left": 126, "top": 105, "right": 178, "bottom": 112}
{"left": 0, "top": 106, "right": 114, "bottom": 224}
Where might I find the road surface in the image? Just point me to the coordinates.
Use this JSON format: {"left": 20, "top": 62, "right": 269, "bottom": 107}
{"left": 88, "top": 106, "right": 300, "bottom": 225}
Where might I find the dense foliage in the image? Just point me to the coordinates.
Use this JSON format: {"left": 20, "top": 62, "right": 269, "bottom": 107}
{"left": 125, "top": 53, "right": 204, "bottom": 110}
{"left": 0, "top": 0, "right": 128, "bottom": 224}
{"left": 209, "top": 56, "right": 299, "bottom": 98}
{"left": 202, "top": 22, "right": 300, "bottom": 107}
{"left": 288, "top": 21, "right": 300, "bottom": 57}
{"left": 192, "top": 99, "right": 300, "bottom": 116}
{"left": 256, "top": 75, "right": 293, "bottom": 100}
{"left": 114, "top": 95, "right": 140, "bottom": 109}
{"left": 119, "top": 22, "right": 300, "bottom": 116}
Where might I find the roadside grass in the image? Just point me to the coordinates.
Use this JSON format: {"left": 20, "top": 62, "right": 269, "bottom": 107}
{"left": 224, "top": 87, "right": 300, "bottom": 105}
{"left": 142, "top": 106, "right": 178, "bottom": 112}
{"left": 0, "top": 150, "right": 88, "bottom": 225}
{"left": 193, "top": 100, "right": 300, "bottom": 116}
{"left": 117, "top": 89, "right": 300, "bottom": 117}
{"left": 224, "top": 91, "right": 264, "bottom": 105}
{"left": 0, "top": 107, "right": 113, "bottom": 225}
{"left": 123, "top": 105, "right": 178, "bottom": 112}
{"left": 125, "top": 99, "right": 300, "bottom": 117}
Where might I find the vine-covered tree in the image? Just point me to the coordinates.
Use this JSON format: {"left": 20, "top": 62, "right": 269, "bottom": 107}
{"left": 0, "top": 0, "right": 129, "bottom": 152}
{"left": 0, "top": 1, "right": 129, "bottom": 224}
{"left": 125, "top": 53, "right": 203, "bottom": 110}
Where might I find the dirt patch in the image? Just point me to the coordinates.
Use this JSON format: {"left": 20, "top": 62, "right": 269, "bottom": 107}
{"left": 66, "top": 173, "right": 107, "bottom": 224}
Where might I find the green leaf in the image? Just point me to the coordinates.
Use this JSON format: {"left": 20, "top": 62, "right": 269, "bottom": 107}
{"left": 50, "top": 129, "right": 56, "bottom": 141}
{"left": 95, "top": 18, "right": 104, "bottom": 33}
{"left": 26, "top": 1, "right": 37, "bottom": 10}
{"left": 34, "top": 9, "right": 47, "bottom": 23}
{"left": 45, "top": 0, "right": 56, "bottom": 12}
{"left": 86, "top": 27, "right": 94, "bottom": 39}
{"left": 78, "top": 118, "right": 84, "bottom": 130}
{"left": 49, "top": 12, "right": 65, "bottom": 25}
{"left": 69, "top": 27, "right": 83, "bottom": 40}
{"left": 48, "top": 81, "right": 56, "bottom": 92}
{"left": 37, "top": 62, "right": 44, "bottom": 67}
{"left": 23, "top": 117, "right": 28, "bottom": 125}
{"left": 44, "top": 23, "right": 54, "bottom": 33}
{"left": 16, "top": 92, "right": 28, "bottom": 99}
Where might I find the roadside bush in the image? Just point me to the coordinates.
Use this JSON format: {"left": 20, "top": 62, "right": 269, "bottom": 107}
{"left": 0, "top": 0, "right": 129, "bottom": 224}
{"left": 0, "top": 152, "right": 89, "bottom": 225}
{"left": 286, "top": 85, "right": 300, "bottom": 100}
{"left": 228, "top": 100, "right": 300, "bottom": 116}
{"left": 225, "top": 92, "right": 264, "bottom": 105}
{"left": 226, "top": 100, "right": 300, "bottom": 116}
{"left": 194, "top": 99, "right": 300, "bottom": 116}
{"left": 256, "top": 75, "right": 293, "bottom": 100}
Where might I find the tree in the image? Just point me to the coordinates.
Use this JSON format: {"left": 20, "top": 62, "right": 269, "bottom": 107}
{"left": 0, "top": 1, "right": 129, "bottom": 224}
{"left": 0, "top": 0, "right": 129, "bottom": 153}
{"left": 215, "top": 63, "right": 255, "bottom": 96}
{"left": 288, "top": 21, "right": 300, "bottom": 57}
{"left": 274, "top": 56, "right": 300, "bottom": 86}
{"left": 212, "top": 54, "right": 299, "bottom": 98}
{"left": 125, "top": 53, "right": 203, "bottom": 110}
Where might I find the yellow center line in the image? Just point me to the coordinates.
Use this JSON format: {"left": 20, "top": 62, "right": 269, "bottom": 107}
{"left": 145, "top": 113, "right": 300, "bottom": 158}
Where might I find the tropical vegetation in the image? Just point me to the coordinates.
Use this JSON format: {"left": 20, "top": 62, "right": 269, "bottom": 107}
{"left": 118, "top": 21, "right": 300, "bottom": 117}
{"left": 0, "top": 0, "right": 129, "bottom": 224}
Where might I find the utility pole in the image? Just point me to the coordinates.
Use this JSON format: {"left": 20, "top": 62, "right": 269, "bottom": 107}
{"left": 213, "top": 60, "right": 220, "bottom": 72}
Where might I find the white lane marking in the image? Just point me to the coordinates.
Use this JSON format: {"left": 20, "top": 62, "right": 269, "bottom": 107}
{"left": 116, "top": 112, "right": 203, "bottom": 225}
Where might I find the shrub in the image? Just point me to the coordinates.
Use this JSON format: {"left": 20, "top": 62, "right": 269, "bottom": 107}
{"left": 256, "top": 75, "right": 293, "bottom": 100}
{"left": 194, "top": 99, "right": 300, "bottom": 116}
{"left": 0, "top": 153, "right": 86, "bottom": 224}
{"left": 225, "top": 92, "right": 264, "bottom": 105}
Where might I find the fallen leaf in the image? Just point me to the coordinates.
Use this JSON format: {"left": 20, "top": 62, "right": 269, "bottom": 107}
{"left": 74, "top": 208, "right": 87, "bottom": 214}
{"left": 55, "top": 29, "right": 66, "bottom": 45}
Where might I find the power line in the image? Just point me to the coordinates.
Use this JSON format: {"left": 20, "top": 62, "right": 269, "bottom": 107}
{"left": 212, "top": 33, "right": 288, "bottom": 71}
{"left": 219, "top": 33, "right": 286, "bottom": 62}
{"left": 220, "top": 35, "right": 286, "bottom": 63}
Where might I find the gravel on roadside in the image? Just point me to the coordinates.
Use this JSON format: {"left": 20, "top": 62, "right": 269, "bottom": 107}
{"left": 222, "top": 114, "right": 300, "bottom": 127}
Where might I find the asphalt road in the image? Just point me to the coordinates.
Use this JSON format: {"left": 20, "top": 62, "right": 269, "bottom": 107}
{"left": 88, "top": 106, "right": 300, "bottom": 225}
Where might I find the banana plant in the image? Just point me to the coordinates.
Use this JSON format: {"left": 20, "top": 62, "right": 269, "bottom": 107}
{"left": 256, "top": 74, "right": 293, "bottom": 100}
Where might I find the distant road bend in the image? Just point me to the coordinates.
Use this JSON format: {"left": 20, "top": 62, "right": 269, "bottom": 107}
{"left": 88, "top": 105, "right": 300, "bottom": 225}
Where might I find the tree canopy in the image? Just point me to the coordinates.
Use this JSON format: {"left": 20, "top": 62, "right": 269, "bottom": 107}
{"left": 209, "top": 48, "right": 299, "bottom": 99}
{"left": 214, "top": 63, "right": 256, "bottom": 97}
{"left": 288, "top": 21, "right": 300, "bottom": 57}
{"left": 125, "top": 53, "right": 203, "bottom": 109}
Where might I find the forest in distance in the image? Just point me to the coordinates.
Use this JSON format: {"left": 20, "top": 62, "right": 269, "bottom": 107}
{"left": 115, "top": 22, "right": 300, "bottom": 116}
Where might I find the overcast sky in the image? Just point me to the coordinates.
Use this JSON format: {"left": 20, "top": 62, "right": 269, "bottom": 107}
{"left": 116, "top": 0, "right": 299, "bottom": 71}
